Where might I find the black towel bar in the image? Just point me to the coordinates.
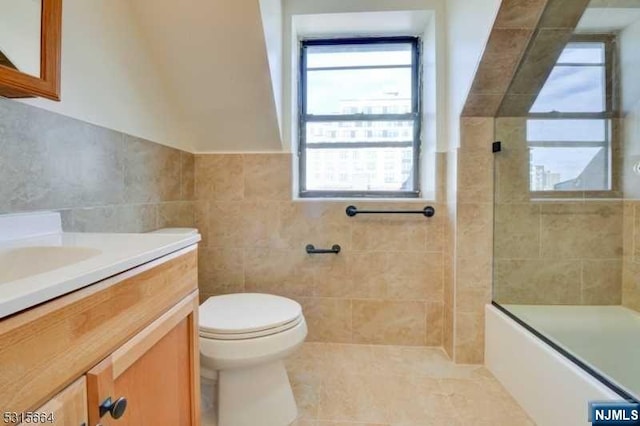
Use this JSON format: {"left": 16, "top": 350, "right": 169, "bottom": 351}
{"left": 305, "top": 244, "right": 341, "bottom": 254}
{"left": 345, "top": 205, "right": 435, "bottom": 218}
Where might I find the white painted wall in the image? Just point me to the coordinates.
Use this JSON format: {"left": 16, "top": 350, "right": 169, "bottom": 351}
{"left": 259, "top": 0, "right": 284, "bottom": 143}
{"left": 129, "top": 0, "right": 281, "bottom": 153}
{"left": 445, "top": 0, "right": 501, "bottom": 148}
{"left": 0, "top": 0, "right": 41, "bottom": 77}
{"left": 620, "top": 15, "right": 640, "bottom": 116}
{"left": 283, "top": 0, "right": 447, "bottom": 153}
{"left": 21, "top": 0, "right": 190, "bottom": 151}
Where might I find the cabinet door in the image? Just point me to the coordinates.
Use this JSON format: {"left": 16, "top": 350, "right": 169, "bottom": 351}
{"left": 86, "top": 291, "right": 200, "bottom": 426}
{"left": 18, "top": 377, "right": 87, "bottom": 426}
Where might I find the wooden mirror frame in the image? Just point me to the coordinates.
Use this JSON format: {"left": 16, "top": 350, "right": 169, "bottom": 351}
{"left": 0, "top": 0, "right": 62, "bottom": 101}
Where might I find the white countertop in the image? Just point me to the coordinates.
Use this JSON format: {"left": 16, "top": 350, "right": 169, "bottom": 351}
{"left": 0, "top": 231, "right": 200, "bottom": 319}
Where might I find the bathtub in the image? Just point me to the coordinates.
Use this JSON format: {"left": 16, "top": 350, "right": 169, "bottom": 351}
{"left": 485, "top": 304, "right": 640, "bottom": 426}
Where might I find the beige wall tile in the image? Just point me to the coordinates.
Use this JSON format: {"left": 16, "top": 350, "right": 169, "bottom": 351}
{"left": 456, "top": 203, "right": 493, "bottom": 259}
{"left": 119, "top": 204, "right": 158, "bottom": 232}
{"left": 198, "top": 248, "right": 244, "bottom": 295}
{"left": 538, "top": 0, "right": 591, "bottom": 28}
{"left": 457, "top": 288, "right": 492, "bottom": 315}
{"left": 278, "top": 202, "right": 351, "bottom": 250}
{"left": 457, "top": 149, "right": 494, "bottom": 203}
{"left": 469, "top": 29, "right": 533, "bottom": 95}
{"left": 68, "top": 205, "right": 122, "bottom": 232}
{"left": 461, "top": 94, "right": 504, "bottom": 117}
{"left": 426, "top": 301, "right": 444, "bottom": 346}
{"left": 507, "top": 29, "right": 574, "bottom": 98}
{"left": 460, "top": 118, "right": 495, "bottom": 151}
{"left": 312, "top": 251, "right": 386, "bottom": 299}
{"left": 191, "top": 153, "right": 451, "bottom": 349}
{"left": 244, "top": 154, "right": 292, "bottom": 200}
{"left": 194, "top": 201, "right": 210, "bottom": 248}
{"left": 454, "top": 312, "right": 485, "bottom": 364}
{"left": 352, "top": 300, "right": 426, "bottom": 346}
{"left": 181, "top": 152, "right": 195, "bottom": 200}
{"left": 194, "top": 154, "right": 244, "bottom": 201}
{"left": 582, "top": 260, "right": 622, "bottom": 305}
{"left": 241, "top": 201, "right": 287, "bottom": 248}
{"left": 456, "top": 255, "right": 492, "bottom": 291}
{"left": 635, "top": 203, "right": 640, "bottom": 259}
{"left": 208, "top": 201, "right": 283, "bottom": 249}
{"left": 351, "top": 219, "right": 427, "bottom": 251}
{"left": 494, "top": 0, "right": 546, "bottom": 29}
{"left": 123, "top": 135, "right": 182, "bottom": 203}
{"left": 494, "top": 259, "right": 581, "bottom": 304}
{"left": 244, "top": 248, "right": 314, "bottom": 298}
{"left": 623, "top": 260, "right": 640, "bottom": 311}
{"left": 157, "top": 201, "right": 195, "bottom": 228}
{"left": 299, "top": 298, "right": 352, "bottom": 343}
{"left": 540, "top": 202, "right": 623, "bottom": 259}
{"left": 494, "top": 203, "right": 541, "bottom": 259}
{"left": 385, "top": 252, "right": 443, "bottom": 301}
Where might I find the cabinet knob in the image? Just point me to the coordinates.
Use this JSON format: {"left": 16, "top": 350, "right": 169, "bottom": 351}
{"left": 99, "top": 396, "right": 127, "bottom": 419}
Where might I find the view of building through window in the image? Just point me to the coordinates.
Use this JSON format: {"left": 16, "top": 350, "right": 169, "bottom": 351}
{"left": 527, "top": 40, "right": 612, "bottom": 192}
{"left": 299, "top": 38, "right": 420, "bottom": 196}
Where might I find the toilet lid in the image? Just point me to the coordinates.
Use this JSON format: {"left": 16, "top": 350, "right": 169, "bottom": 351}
{"left": 199, "top": 293, "right": 302, "bottom": 335}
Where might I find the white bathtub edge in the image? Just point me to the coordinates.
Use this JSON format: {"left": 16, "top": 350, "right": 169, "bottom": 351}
{"left": 485, "top": 304, "right": 620, "bottom": 426}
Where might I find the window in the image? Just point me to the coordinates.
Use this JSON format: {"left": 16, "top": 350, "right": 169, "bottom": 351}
{"left": 298, "top": 37, "right": 421, "bottom": 197}
{"left": 527, "top": 37, "right": 616, "bottom": 192}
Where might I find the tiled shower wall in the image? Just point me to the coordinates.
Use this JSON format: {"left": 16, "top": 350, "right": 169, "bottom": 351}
{"left": 493, "top": 117, "right": 624, "bottom": 305}
{"left": 623, "top": 96, "right": 640, "bottom": 311}
{"left": 0, "top": 97, "right": 195, "bottom": 231}
{"left": 194, "top": 153, "right": 446, "bottom": 346}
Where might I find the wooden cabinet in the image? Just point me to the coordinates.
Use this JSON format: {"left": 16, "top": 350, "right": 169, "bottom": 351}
{"left": 0, "top": 246, "right": 200, "bottom": 426}
{"left": 87, "top": 293, "right": 200, "bottom": 426}
{"left": 18, "top": 378, "right": 88, "bottom": 426}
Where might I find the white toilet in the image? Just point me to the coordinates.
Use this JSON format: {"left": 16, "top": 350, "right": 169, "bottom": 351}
{"left": 199, "top": 293, "right": 307, "bottom": 426}
{"left": 150, "top": 228, "right": 308, "bottom": 426}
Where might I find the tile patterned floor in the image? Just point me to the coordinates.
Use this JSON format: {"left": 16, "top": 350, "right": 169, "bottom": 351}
{"left": 286, "top": 343, "right": 534, "bottom": 426}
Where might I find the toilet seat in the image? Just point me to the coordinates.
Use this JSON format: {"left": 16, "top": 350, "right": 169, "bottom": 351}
{"left": 199, "top": 293, "right": 303, "bottom": 340}
{"left": 199, "top": 315, "right": 303, "bottom": 340}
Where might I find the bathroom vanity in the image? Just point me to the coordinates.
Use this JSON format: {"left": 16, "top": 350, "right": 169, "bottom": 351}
{"left": 0, "top": 213, "right": 201, "bottom": 426}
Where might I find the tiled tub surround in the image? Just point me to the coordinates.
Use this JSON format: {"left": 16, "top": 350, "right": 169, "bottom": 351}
{"left": 493, "top": 117, "right": 624, "bottom": 305}
{"left": 623, "top": 100, "right": 640, "bottom": 311}
{"left": 194, "top": 153, "right": 446, "bottom": 347}
{"left": 441, "top": 117, "right": 496, "bottom": 363}
{"left": 623, "top": 201, "right": 640, "bottom": 311}
{"left": 0, "top": 97, "right": 195, "bottom": 232}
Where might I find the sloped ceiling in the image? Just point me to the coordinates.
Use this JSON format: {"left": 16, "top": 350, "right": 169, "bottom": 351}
{"left": 129, "top": 0, "right": 282, "bottom": 152}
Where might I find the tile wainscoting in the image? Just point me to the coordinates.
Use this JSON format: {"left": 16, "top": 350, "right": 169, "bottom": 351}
{"left": 0, "top": 97, "right": 195, "bottom": 232}
{"left": 194, "top": 153, "right": 446, "bottom": 347}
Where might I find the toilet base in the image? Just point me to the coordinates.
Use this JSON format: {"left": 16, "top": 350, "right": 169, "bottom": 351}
{"left": 217, "top": 360, "right": 297, "bottom": 426}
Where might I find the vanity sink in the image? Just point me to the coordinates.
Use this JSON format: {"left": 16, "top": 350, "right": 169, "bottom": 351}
{"left": 0, "top": 246, "right": 102, "bottom": 284}
{"left": 0, "top": 211, "right": 200, "bottom": 319}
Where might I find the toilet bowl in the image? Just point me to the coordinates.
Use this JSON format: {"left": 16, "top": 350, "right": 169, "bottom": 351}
{"left": 199, "top": 293, "right": 307, "bottom": 426}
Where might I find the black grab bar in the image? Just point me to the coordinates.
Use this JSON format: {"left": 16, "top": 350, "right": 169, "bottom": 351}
{"left": 305, "top": 244, "right": 341, "bottom": 254}
{"left": 345, "top": 205, "right": 435, "bottom": 218}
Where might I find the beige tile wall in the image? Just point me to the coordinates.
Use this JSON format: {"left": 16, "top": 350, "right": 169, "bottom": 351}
{"left": 195, "top": 153, "right": 446, "bottom": 346}
{"left": 452, "top": 118, "right": 495, "bottom": 363}
{"left": 0, "top": 97, "right": 195, "bottom": 232}
{"left": 622, "top": 93, "right": 640, "bottom": 311}
{"left": 493, "top": 117, "right": 624, "bottom": 305}
{"left": 622, "top": 201, "right": 639, "bottom": 311}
